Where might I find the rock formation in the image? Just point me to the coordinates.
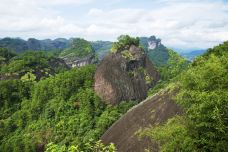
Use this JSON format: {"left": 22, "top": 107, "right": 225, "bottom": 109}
{"left": 94, "top": 45, "right": 160, "bottom": 105}
{"left": 101, "top": 89, "right": 182, "bottom": 152}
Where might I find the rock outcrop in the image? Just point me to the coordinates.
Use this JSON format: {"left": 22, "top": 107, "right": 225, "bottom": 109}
{"left": 60, "top": 38, "right": 96, "bottom": 68}
{"left": 94, "top": 45, "right": 160, "bottom": 105}
{"left": 101, "top": 89, "right": 182, "bottom": 152}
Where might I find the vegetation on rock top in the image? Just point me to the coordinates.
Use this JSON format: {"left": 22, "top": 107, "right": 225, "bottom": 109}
{"left": 0, "top": 62, "right": 133, "bottom": 151}
{"left": 60, "top": 38, "right": 95, "bottom": 59}
{"left": 110, "top": 35, "right": 140, "bottom": 53}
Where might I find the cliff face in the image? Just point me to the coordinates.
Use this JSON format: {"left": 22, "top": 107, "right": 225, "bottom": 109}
{"left": 94, "top": 45, "right": 160, "bottom": 105}
{"left": 60, "top": 38, "right": 96, "bottom": 68}
{"left": 101, "top": 89, "right": 182, "bottom": 152}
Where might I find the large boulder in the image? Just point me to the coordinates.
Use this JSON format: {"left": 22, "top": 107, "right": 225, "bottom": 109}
{"left": 94, "top": 45, "right": 160, "bottom": 105}
{"left": 101, "top": 89, "right": 182, "bottom": 152}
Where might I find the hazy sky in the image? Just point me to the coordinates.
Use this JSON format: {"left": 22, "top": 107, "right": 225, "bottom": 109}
{"left": 0, "top": 0, "right": 228, "bottom": 50}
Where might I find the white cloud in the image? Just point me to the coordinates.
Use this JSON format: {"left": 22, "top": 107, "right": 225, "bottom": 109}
{"left": 86, "top": 1, "right": 228, "bottom": 49}
{"left": 88, "top": 8, "right": 104, "bottom": 16}
{"left": 0, "top": 0, "right": 228, "bottom": 50}
{"left": 42, "top": 0, "right": 94, "bottom": 6}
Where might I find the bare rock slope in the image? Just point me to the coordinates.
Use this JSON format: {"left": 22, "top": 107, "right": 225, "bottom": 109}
{"left": 94, "top": 45, "right": 160, "bottom": 105}
{"left": 101, "top": 89, "right": 182, "bottom": 152}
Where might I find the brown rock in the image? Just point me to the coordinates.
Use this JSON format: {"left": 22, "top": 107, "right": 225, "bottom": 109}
{"left": 94, "top": 45, "right": 160, "bottom": 105}
{"left": 101, "top": 89, "right": 182, "bottom": 152}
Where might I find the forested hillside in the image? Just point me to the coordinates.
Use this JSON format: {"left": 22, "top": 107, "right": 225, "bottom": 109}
{"left": 0, "top": 64, "right": 134, "bottom": 152}
{"left": 0, "top": 49, "right": 69, "bottom": 81}
{"left": 139, "top": 41, "right": 228, "bottom": 151}
{"left": 0, "top": 35, "right": 227, "bottom": 152}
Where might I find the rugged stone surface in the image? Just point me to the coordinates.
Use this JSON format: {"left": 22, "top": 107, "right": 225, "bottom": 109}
{"left": 94, "top": 45, "right": 160, "bottom": 105}
{"left": 101, "top": 89, "right": 182, "bottom": 152}
{"left": 62, "top": 55, "right": 95, "bottom": 68}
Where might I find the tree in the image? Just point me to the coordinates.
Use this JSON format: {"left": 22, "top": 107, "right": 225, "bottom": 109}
{"left": 0, "top": 48, "right": 16, "bottom": 63}
{"left": 111, "top": 35, "right": 140, "bottom": 53}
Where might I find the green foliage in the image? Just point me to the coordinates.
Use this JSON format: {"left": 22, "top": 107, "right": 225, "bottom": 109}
{"left": 144, "top": 71, "right": 153, "bottom": 84}
{"left": 146, "top": 45, "right": 169, "bottom": 67}
{"left": 0, "top": 65, "right": 133, "bottom": 151}
{"left": 147, "top": 80, "right": 168, "bottom": 96}
{"left": 0, "top": 50, "right": 68, "bottom": 80}
{"left": 1, "top": 51, "right": 49, "bottom": 74}
{"left": 60, "top": 38, "right": 94, "bottom": 58}
{"left": 158, "top": 49, "right": 189, "bottom": 81}
{"left": 140, "top": 36, "right": 169, "bottom": 67}
{"left": 203, "top": 41, "right": 228, "bottom": 57}
{"left": 45, "top": 140, "right": 117, "bottom": 152}
{"left": 0, "top": 48, "right": 16, "bottom": 63}
{"left": 139, "top": 36, "right": 187, "bottom": 69}
{"left": 148, "top": 49, "right": 189, "bottom": 97}
{"left": 111, "top": 35, "right": 140, "bottom": 53}
{"left": 139, "top": 116, "right": 194, "bottom": 152}
{"left": 121, "top": 50, "right": 135, "bottom": 60}
{"left": 0, "top": 79, "right": 32, "bottom": 119}
{"left": 140, "top": 42, "right": 228, "bottom": 152}
{"left": 91, "top": 41, "right": 112, "bottom": 59}
{"left": 21, "top": 72, "right": 36, "bottom": 82}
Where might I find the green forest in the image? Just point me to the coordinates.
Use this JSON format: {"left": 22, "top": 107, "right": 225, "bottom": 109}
{"left": 0, "top": 35, "right": 227, "bottom": 152}
{"left": 140, "top": 41, "right": 228, "bottom": 152}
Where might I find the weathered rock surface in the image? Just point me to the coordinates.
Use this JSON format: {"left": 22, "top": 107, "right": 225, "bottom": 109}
{"left": 94, "top": 45, "right": 160, "bottom": 105}
{"left": 101, "top": 89, "right": 182, "bottom": 152}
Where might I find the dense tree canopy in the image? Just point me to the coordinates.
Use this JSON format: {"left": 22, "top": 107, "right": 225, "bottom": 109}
{"left": 0, "top": 48, "right": 17, "bottom": 64}
{"left": 0, "top": 37, "right": 226, "bottom": 152}
{"left": 0, "top": 65, "right": 134, "bottom": 152}
{"left": 141, "top": 41, "right": 228, "bottom": 152}
{"left": 0, "top": 50, "right": 68, "bottom": 81}
{"left": 60, "top": 38, "right": 95, "bottom": 58}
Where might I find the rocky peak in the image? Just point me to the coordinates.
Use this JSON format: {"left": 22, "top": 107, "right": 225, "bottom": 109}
{"left": 94, "top": 43, "right": 160, "bottom": 105}
{"left": 148, "top": 36, "right": 161, "bottom": 50}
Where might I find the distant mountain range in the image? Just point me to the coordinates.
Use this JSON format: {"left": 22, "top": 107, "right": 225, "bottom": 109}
{"left": 180, "top": 50, "right": 206, "bottom": 60}
{"left": 0, "top": 36, "right": 205, "bottom": 67}
{"left": 0, "top": 37, "right": 72, "bottom": 52}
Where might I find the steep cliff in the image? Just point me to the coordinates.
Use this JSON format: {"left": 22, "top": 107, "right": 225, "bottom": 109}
{"left": 95, "top": 42, "right": 160, "bottom": 105}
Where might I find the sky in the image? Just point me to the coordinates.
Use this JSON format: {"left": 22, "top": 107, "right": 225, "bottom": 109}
{"left": 0, "top": 0, "right": 228, "bottom": 51}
